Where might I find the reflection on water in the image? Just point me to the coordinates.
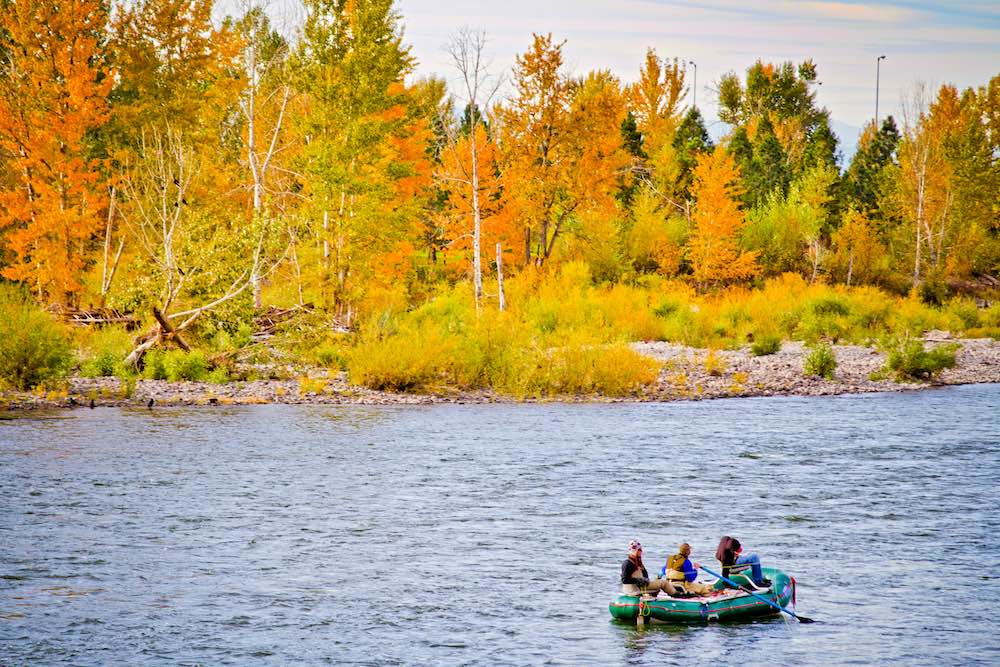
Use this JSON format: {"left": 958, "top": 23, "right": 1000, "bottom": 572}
{"left": 1, "top": 386, "right": 999, "bottom": 665}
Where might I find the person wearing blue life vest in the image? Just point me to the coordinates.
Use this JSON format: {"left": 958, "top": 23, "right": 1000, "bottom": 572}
{"left": 661, "top": 542, "right": 712, "bottom": 595}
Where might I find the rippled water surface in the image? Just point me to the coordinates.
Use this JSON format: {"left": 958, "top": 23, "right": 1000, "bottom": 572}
{"left": 2, "top": 385, "right": 1000, "bottom": 665}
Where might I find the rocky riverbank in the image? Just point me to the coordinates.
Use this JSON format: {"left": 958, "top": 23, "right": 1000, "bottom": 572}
{"left": 3, "top": 334, "right": 999, "bottom": 411}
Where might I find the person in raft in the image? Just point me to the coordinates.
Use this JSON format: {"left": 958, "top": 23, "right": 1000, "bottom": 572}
{"left": 715, "top": 535, "right": 771, "bottom": 588}
{"left": 662, "top": 542, "right": 713, "bottom": 595}
{"left": 621, "top": 540, "right": 678, "bottom": 597}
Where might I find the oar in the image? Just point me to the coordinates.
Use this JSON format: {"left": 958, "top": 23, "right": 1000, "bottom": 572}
{"left": 699, "top": 564, "right": 816, "bottom": 623}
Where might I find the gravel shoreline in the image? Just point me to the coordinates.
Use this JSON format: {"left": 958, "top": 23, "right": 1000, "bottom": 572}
{"left": 3, "top": 334, "right": 998, "bottom": 411}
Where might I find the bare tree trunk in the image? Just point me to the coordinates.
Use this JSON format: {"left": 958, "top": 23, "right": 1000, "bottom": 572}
{"left": 446, "top": 29, "right": 502, "bottom": 305}
{"left": 846, "top": 249, "right": 854, "bottom": 286}
{"left": 809, "top": 239, "right": 821, "bottom": 283}
{"left": 471, "top": 118, "right": 483, "bottom": 309}
{"left": 496, "top": 242, "right": 505, "bottom": 312}
{"left": 289, "top": 229, "right": 304, "bottom": 306}
{"left": 100, "top": 187, "right": 124, "bottom": 307}
{"left": 321, "top": 209, "right": 330, "bottom": 308}
{"left": 913, "top": 160, "right": 924, "bottom": 288}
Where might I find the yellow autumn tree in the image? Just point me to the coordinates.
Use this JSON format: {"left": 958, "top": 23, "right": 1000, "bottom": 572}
{"left": 831, "top": 208, "right": 887, "bottom": 286}
{"left": 0, "top": 0, "right": 112, "bottom": 304}
{"left": 628, "top": 48, "right": 687, "bottom": 156}
{"left": 687, "top": 147, "right": 758, "bottom": 287}
{"left": 110, "top": 0, "right": 242, "bottom": 143}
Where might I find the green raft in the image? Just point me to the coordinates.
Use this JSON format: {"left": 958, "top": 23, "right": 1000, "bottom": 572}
{"left": 609, "top": 567, "right": 795, "bottom": 624}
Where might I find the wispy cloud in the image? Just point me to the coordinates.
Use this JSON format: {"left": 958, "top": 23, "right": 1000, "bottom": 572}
{"left": 794, "top": 1, "right": 921, "bottom": 23}
{"left": 390, "top": 0, "right": 1000, "bottom": 127}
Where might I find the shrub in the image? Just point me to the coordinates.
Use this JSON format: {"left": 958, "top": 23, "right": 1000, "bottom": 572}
{"left": 796, "top": 311, "right": 849, "bottom": 344}
{"left": 653, "top": 300, "right": 679, "bottom": 318}
{"left": 702, "top": 349, "right": 727, "bottom": 376}
{"left": 142, "top": 349, "right": 168, "bottom": 380}
{"left": 206, "top": 367, "right": 230, "bottom": 384}
{"left": 142, "top": 349, "right": 208, "bottom": 381}
{"left": 881, "top": 335, "right": 959, "bottom": 381}
{"left": 348, "top": 328, "right": 452, "bottom": 392}
{"left": 504, "top": 343, "right": 660, "bottom": 398}
{"left": 808, "top": 295, "right": 851, "bottom": 317}
{"left": 0, "top": 284, "right": 73, "bottom": 390}
{"left": 946, "top": 299, "right": 981, "bottom": 330}
{"left": 313, "top": 341, "right": 348, "bottom": 369}
{"left": 163, "top": 350, "right": 208, "bottom": 381}
{"left": 750, "top": 333, "right": 782, "bottom": 356}
{"left": 964, "top": 327, "right": 1000, "bottom": 341}
{"left": 803, "top": 342, "right": 836, "bottom": 380}
{"left": 79, "top": 327, "right": 132, "bottom": 377}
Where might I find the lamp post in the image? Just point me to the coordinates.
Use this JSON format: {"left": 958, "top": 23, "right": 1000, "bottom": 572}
{"left": 875, "top": 54, "right": 886, "bottom": 128}
{"left": 688, "top": 60, "right": 697, "bottom": 109}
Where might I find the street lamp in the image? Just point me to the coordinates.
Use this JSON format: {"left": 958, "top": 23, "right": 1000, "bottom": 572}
{"left": 688, "top": 60, "right": 697, "bottom": 109}
{"left": 875, "top": 54, "right": 886, "bottom": 128}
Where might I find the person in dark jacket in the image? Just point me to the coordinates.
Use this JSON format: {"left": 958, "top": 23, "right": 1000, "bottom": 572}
{"left": 620, "top": 540, "right": 677, "bottom": 596}
{"left": 715, "top": 535, "right": 770, "bottom": 588}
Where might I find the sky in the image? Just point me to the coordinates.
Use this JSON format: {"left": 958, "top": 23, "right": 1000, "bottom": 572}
{"left": 393, "top": 0, "right": 1000, "bottom": 147}
{"left": 248, "top": 0, "right": 1000, "bottom": 157}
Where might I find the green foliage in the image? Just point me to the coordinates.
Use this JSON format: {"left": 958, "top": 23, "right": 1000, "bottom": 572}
{"left": 844, "top": 116, "right": 900, "bottom": 215}
{"left": 803, "top": 342, "right": 836, "bottom": 379}
{"left": 880, "top": 335, "right": 959, "bottom": 381}
{"left": 946, "top": 299, "right": 981, "bottom": 330}
{"left": 143, "top": 349, "right": 209, "bottom": 381}
{"left": 750, "top": 333, "right": 782, "bottom": 356}
{"left": 313, "top": 341, "right": 348, "bottom": 369}
{"left": 78, "top": 327, "right": 132, "bottom": 377}
{"left": 0, "top": 283, "right": 73, "bottom": 390}
{"left": 207, "top": 321, "right": 254, "bottom": 351}
{"left": 206, "top": 367, "right": 231, "bottom": 384}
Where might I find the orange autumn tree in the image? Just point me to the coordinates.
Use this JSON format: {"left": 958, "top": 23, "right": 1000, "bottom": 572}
{"left": 687, "top": 147, "right": 758, "bottom": 287}
{"left": 0, "top": 0, "right": 112, "bottom": 304}
{"left": 499, "top": 36, "right": 628, "bottom": 267}
{"left": 438, "top": 123, "right": 511, "bottom": 275}
{"left": 498, "top": 33, "right": 573, "bottom": 267}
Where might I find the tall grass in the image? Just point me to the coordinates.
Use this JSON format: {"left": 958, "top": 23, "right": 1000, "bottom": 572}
{"left": 344, "top": 264, "right": 987, "bottom": 395}
{"left": 347, "top": 282, "right": 661, "bottom": 397}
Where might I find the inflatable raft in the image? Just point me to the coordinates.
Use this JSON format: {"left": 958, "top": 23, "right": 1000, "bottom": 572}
{"left": 609, "top": 567, "right": 795, "bottom": 624}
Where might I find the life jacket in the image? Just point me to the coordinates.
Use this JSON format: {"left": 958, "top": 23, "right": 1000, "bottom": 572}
{"left": 665, "top": 553, "right": 693, "bottom": 581}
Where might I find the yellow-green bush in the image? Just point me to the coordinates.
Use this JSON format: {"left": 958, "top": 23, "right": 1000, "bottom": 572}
{"left": 348, "top": 325, "right": 456, "bottom": 392}
{"left": 78, "top": 326, "right": 132, "bottom": 378}
{"left": 0, "top": 283, "right": 73, "bottom": 390}
{"left": 142, "top": 349, "right": 209, "bottom": 381}
{"left": 346, "top": 285, "right": 662, "bottom": 397}
{"left": 877, "top": 334, "right": 959, "bottom": 381}
{"left": 803, "top": 342, "right": 837, "bottom": 380}
{"left": 342, "top": 263, "right": 986, "bottom": 396}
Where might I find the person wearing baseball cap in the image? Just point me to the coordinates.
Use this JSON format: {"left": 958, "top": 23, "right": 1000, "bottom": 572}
{"left": 620, "top": 540, "right": 678, "bottom": 596}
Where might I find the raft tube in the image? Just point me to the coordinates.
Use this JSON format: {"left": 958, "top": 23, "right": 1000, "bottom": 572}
{"left": 609, "top": 567, "right": 795, "bottom": 624}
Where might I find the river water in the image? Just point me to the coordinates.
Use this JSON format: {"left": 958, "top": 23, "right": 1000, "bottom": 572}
{"left": 2, "top": 385, "right": 999, "bottom": 666}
